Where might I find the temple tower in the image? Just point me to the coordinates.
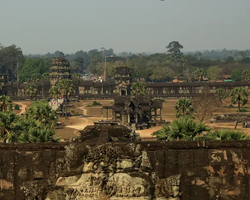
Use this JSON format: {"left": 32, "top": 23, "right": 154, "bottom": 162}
{"left": 50, "top": 58, "right": 71, "bottom": 86}
{"left": 114, "top": 66, "right": 131, "bottom": 95}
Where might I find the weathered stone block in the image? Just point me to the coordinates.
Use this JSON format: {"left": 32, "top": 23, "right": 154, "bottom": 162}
{"left": 193, "top": 149, "right": 209, "bottom": 165}
{"left": 165, "top": 150, "right": 178, "bottom": 165}
{"left": 178, "top": 150, "right": 193, "bottom": 165}
{"left": 191, "top": 185, "right": 209, "bottom": 200}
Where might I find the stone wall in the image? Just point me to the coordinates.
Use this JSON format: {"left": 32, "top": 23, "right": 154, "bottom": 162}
{"left": 1, "top": 141, "right": 250, "bottom": 199}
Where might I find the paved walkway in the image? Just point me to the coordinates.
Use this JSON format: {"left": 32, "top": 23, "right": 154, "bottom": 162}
{"left": 49, "top": 98, "right": 64, "bottom": 110}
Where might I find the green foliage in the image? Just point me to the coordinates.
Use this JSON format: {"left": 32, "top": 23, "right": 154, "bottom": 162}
{"left": 166, "top": 41, "right": 183, "bottom": 57}
{"left": 18, "top": 58, "right": 50, "bottom": 82}
{"left": 131, "top": 82, "right": 147, "bottom": 95}
{"left": 49, "top": 86, "right": 61, "bottom": 99}
{"left": 207, "top": 66, "right": 223, "bottom": 80}
{"left": 231, "top": 69, "right": 243, "bottom": 81}
{"left": 14, "top": 104, "right": 20, "bottom": 110}
{"left": 72, "top": 73, "right": 81, "bottom": 80}
{"left": 0, "top": 44, "right": 25, "bottom": 81}
{"left": 0, "top": 112, "right": 19, "bottom": 143}
{"left": 92, "top": 101, "right": 102, "bottom": 106}
{"left": 0, "top": 95, "right": 13, "bottom": 112}
{"left": 0, "top": 98, "right": 60, "bottom": 143}
{"left": 25, "top": 84, "right": 38, "bottom": 99}
{"left": 26, "top": 100, "right": 58, "bottom": 128}
{"left": 195, "top": 68, "right": 206, "bottom": 81}
{"left": 174, "top": 98, "right": 194, "bottom": 118}
{"left": 230, "top": 87, "right": 248, "bottom": 111}
{"left": 18, "top": 127, "right": 60, "bottom": 143}
{"left": 202, "top": 130, "right": 250, "bottom": 141}
{"left": 241, "top": 70, "right": 250, "bottom": 81}
{"left": 237, "top": 109, "right": 249, "bottom": 112}
{"left": 215, "top": 88, "right": 227, "bottom": 102}
{"left": 56, "top": 79, "right": 74, "bottom": 100}
{"left": 152, "top": 117, "right": 210, "bottom": 141}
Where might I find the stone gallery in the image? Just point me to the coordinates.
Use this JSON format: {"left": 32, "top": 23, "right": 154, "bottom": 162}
{"left": 1, "top": 58, "right": 250, "bottom": 99}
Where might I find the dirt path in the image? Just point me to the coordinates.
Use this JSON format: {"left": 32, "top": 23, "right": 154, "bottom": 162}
{"left": 14, "top": 102, "right": 29, "bottom": 114}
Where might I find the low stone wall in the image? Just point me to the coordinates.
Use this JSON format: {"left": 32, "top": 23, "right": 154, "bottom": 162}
{"left": 1, "top": 141, "right": 250, "bottom": 199}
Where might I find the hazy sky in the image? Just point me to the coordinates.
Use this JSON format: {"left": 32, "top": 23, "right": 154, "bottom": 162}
{"left": 1, "top": 0, "right": 250, "bottom": 54}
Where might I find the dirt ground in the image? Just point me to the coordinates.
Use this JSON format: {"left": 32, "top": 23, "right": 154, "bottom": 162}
{"left": 13, "top": 98, "right": 250, "bottom": 139}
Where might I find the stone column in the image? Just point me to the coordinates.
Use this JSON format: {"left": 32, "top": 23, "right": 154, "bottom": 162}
{"left": 101, "top": 108, "right": 103, "bottom": 120}
{"left": 135, "top": 114, "right": 138, "bottom": 124}
{"left": 154, "top": 108, "right": 157, "bottom": 121}
{"left": 128, "top": 114, "right": 130, "bottom": 124}
{"left": 106, "top": 109, "right": 109, "bottom": 120}
{"left": 160, "top": 108, "right": 162, "bottom": 121}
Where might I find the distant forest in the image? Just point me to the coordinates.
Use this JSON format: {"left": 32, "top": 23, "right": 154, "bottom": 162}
{"left": 0, "top": 42, "right": 250, "bottom": 83}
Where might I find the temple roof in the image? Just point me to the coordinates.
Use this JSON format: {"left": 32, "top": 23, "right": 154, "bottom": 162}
{"left": 152, "top": 99, "right": 163, "bottom": 108}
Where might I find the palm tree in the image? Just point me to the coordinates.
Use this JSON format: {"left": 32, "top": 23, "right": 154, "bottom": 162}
{"left": 195, "top": 69, "right": 205, "bottom": 82}
{"left": 0, "top": 95, "right": 13, "bottom": 112}
{"left": 0, "top": 112, "right": 19, "bottom": 143}
{"left": 215, "top": 88, "right": 227, "bottom": 102}
{"left": 26, "top": 101, "right": 58, "bottom": 128}
{"left": 230, "top": 87, "right": 248, "bottom": 111}
{"left": 241, "top": 70, "right": 250, "bottom": 81}
{"left": 57, "top": 79, "right": 74, "bottom": 100}
{"left": 25, "top": 84, "right": 38, "bottom": 100}
{"left": 202, "top": 129, "right": 250, "bottom": 141}
{"left": 42, "top": 72, "right": 50, "bottom": 80}
{"left": 18, "top": 127, "right": 60, "bottom": 143}
{"left": 131, "top": 82, "right": 147, "bottom": 96}
{"left": 152, "top": 117, "right": 210, "bottom": 141}
{"left": 72, "top": 73, "right": 81, "bottom": 80}
{"left": 49, "top": 86, "right": 61, "bottom": 100}
{"left": 174, "top": 98, "right": 194, "bottom": 118}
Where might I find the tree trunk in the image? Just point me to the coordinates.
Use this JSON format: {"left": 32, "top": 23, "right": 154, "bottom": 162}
{"left": 238, "top": 100, "right": 240, "bottom": 111}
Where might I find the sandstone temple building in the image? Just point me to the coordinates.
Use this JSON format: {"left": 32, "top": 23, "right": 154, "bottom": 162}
{"left": 100, "top": 95, "right": 164, "bottom": 129}
{"left": 1, "top": 57, "right": 250, "bottom": 99}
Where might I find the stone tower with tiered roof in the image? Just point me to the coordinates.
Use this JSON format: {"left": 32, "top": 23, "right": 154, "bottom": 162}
{"left": 50, "top": 58, "right": 71, "bottom": 86}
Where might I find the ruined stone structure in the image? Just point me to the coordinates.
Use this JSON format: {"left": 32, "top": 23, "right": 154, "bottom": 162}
{"left": 1, "top": 58, "right": 250, "bottom": 99}
{"left": 101, "top": 96, "right": 164, "bottom": 129}
{"left": 1, "top": 125, "right": 250, "bottom": 199}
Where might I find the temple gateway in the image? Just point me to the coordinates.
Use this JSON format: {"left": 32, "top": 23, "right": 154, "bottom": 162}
{"left": 100, "top": 96, "right": 164, "bottom": 129}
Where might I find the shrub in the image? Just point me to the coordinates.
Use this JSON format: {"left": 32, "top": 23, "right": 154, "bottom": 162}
{"left": 14, "top": 104, "right": 20, "bottom": 110}
{"left": 92, "top": 101, "right": 102, "bottom": 106}
{"left": 202, "top": 129, "right": 250, "bottom": 141}
{"left": 237, "top": 109, "right": 249, "bottom": 112}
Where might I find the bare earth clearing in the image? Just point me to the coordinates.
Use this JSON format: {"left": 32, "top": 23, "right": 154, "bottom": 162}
{"left": 13, "top": 98, "right": 250, "bottom": 139}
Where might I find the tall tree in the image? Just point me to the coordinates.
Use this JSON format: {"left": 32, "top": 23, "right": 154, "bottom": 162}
{"left": 0, "top": 45, "right": 25, "bottom": 81}
{"left": 174, "top": 98, "right": 194, "bottom": 118}
{"left": 193, "top": 89, "right": 221, "bottom": 121}
{"left": 57, "top": 79, "right": 74, "bottom": 100}
{"left": 49, "top": 86, "right": 61, "bottom": 100}
{"left": 166, "top": 41, "right": 183, "bottom": 57}
{"left": 230, "top": 87, "right": 248, "bottom": 111}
